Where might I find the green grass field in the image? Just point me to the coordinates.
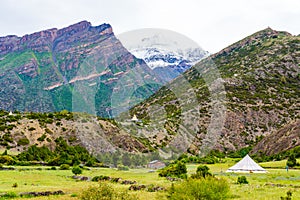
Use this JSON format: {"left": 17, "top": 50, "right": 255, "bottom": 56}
{"left": 0, "top": 161, "right": 299, "bottom": 200}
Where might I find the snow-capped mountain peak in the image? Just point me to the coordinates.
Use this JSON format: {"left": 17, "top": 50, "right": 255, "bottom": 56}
{"left": 118, "top": 29, "right": 209, "bottom": 82}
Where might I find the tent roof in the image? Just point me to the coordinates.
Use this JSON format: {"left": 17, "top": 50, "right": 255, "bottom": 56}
{"left": 131, "top": 114, "right": 138, "bottom": 121}
{"left": 226, "top": 154, "right": 267, "bottom": 173}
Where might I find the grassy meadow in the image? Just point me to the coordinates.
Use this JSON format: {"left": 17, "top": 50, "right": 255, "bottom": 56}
{"left": 0, "top": 160, "right": 299, "bottom": 200}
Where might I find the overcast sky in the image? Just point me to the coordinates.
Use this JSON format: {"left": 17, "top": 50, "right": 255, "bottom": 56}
{"left": 0, "top": 0, "right": 299, "bottom": 53}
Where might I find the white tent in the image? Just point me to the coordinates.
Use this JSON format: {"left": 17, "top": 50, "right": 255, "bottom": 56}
{"left": 226, "top": 154, "right": 267, "bottom": 173}
{"left": 131, "top": 114, "right": 139, "bottom": 122}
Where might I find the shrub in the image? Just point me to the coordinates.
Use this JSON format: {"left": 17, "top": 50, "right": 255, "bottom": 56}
{"left": 3, "top": 133, "right": 13, "bottom": 143}
{"left": 287, "top": 154, "right": 297, "bottom": 167}
{"left": 72, "top": 166, "right": 83, "bottom": 175}
{"left": 37, "top": 134, "right": 47, "bottom": 142}
{"left": 91, "top": 175, "right": 111, "bottom": 182}
{"left": 80, "top": 182, "right": 137, "bottom": 200}
{"left": 85, "top": 158, "right": 95, "bottom": 167}
{"left": 167, "top": 177, "right": 230, "bottom": 200}
{"left": 0, "top": 155, "right": 15, "bottom": 165}
{"left": 45, "top": 128, "right": 53, "bottom": 134}
{"left": 117, "top": 165, "right": 129, "bottom": 171}
{"left": 159, "top": 161, "right": 187, "bottom": 178}
{"left": 17, "top": 138, "right": 30, "bottom": 146}
{"left": 191, "top": 165, "right": 212, "bottom": 179}
{"left": 12, "top": 183, "right": 18, "bottom": 188}
{"left": 2, "top": 191, "right": 18, "bottom": 198}
{"left": 28, "top": 127, "right": 36, "bottom": 131}
{"left": 281, "top": 190, "right": 292, "bottom": 200}
{"left": 237, "top": 176, "right": 248, "bottom": 184}
{"left": 60, "top": 164, "right": 70, "bottom": 170}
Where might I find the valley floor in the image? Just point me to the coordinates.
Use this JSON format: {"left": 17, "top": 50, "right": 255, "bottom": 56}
{"left": 0, "top": 160, "right": 299, "bottom": 200}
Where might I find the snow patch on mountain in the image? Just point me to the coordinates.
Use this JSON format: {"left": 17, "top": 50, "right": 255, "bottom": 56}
{"left": 117, "top": 29, "right": 209, "bottom": 82}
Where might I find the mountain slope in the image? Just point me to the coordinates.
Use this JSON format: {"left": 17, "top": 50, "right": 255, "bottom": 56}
{"left": 251, "top": 120, "right": 300, "bottom": 155}
{"left": 120, "top": 28, "right": 299, "bottom": 155}
{"left": 0, "top": 110, "right": 147, "bottom": 154}
{"left": 0, "top": 21, "right": 161, "bottom": 117}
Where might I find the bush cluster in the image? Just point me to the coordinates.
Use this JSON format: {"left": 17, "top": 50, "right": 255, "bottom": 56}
{"left": 237, "top": 176, "right": 248, "bottom": 184}
{"left": 158, "top": 161, "right": 187, "bottom": 179}
{"left": 80, "top": 182, "right": 137, "bottom": 200}
{"left": 168, "top": 177, "right": 229, "bottom": 200}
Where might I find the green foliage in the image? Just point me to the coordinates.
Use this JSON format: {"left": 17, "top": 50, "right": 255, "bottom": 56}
{"left": 60, "top": 164, "right": 70, "bottom": 170}
{"left": 1, "top": 191, "right": 18, "bottom": 198}
{"left": 167, "top": 177, "right": 230, "bottom": 200}
{"left": 37, "top": 134, "right": 47, "bottom": 142}
{"left": 117, "top": 165, "right": 129, "bottom": 171}
{"left": 178, "top": 153, "right": 221, "bottom": 164}
{"left": 281, "top": 190, "right": 292, "bottom": 200}
{"left": 85, "top": 158, "right": 96, "bottom": 167}
{"left": 17, "top": 138, "right": 30, "bottom": 146}
{"left": 28, "top": 127, "right": 36, "bottom": 131}
{"left": 44, "top": 129, "right": 53, "bottom": 135}
{"left": 91, "top": 175, "right": 110, "bottom": 182}
{"left": 191, "top": 165, "right": 212, "bottom": 179}
{"left": 0, "top": 155, "right": 15, "bottom": 165}
{"left": 227, "top": 147, "right": 252, "bottom": 158}
{"left": 159, "top": 161, "right": 187, "bottom": 178}
{"left": 12, "top": 183, "right": 18, "bottom": 188}
{"left": 17, "top": 145, "right": 53, "bottom": 162}
{"left": 80, "top": 182, "right": 138, "bottom": 200}
{"left": 54, "top": 137, "right": 91, "bottom": 165}
{"left": 1, "top": 150, "right": 7, "bottom": 156}
{"left": 72, "top": 166, "right": 83, "bottom": 175}
{"left": 2, "top": 133, "right": 13, "bottom": 143}
{"left": 253, "top": 145, "right": 300, "bottom": 163}
{"left": 122, "top": 153, "right": 131, "bottom": 166}
{"left": 287, "top": 154, "right": 297, "bottom": 167}
{"left": 237, "top": 176, "right": 249, "bottom": 184}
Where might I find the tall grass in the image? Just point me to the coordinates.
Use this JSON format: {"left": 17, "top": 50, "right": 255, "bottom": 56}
{"left": 168, "top": 177, "right": 230, "bottom": 200}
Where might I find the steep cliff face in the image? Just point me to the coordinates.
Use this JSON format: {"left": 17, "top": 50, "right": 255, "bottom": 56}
{"left": 0, "top": 21, "right": 161, "bottom": 116}
{"left": 124, "top": 28, "right": 299, "bottom": 155}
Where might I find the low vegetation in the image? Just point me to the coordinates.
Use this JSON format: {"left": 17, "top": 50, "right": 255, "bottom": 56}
{"left": 168, "top": 177, "right": 230, "bottom": 200}
{"left": 80, "top": 182, "right": 137, "bottom": 200}
{"left": 158, "top": 161, "right": 187, "bottom": 178}
{"left": 237, "top": 176, "right": 248, "bottom": 184}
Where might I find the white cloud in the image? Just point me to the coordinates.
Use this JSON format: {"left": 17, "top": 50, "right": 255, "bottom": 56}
{"left": 0, "top": 0, "right": 299, "bottom": 53}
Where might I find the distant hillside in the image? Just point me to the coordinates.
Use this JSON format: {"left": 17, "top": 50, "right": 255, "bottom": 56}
{"left": 0, "top": 110, "right": 147, "bottom": 154}
{"left": 120, "top": 28, "right": 299, "bottom": 155}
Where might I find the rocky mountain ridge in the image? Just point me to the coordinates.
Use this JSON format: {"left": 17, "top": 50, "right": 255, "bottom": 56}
{"left": 0, "top": 21, "right": 161, "bottom": 117}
